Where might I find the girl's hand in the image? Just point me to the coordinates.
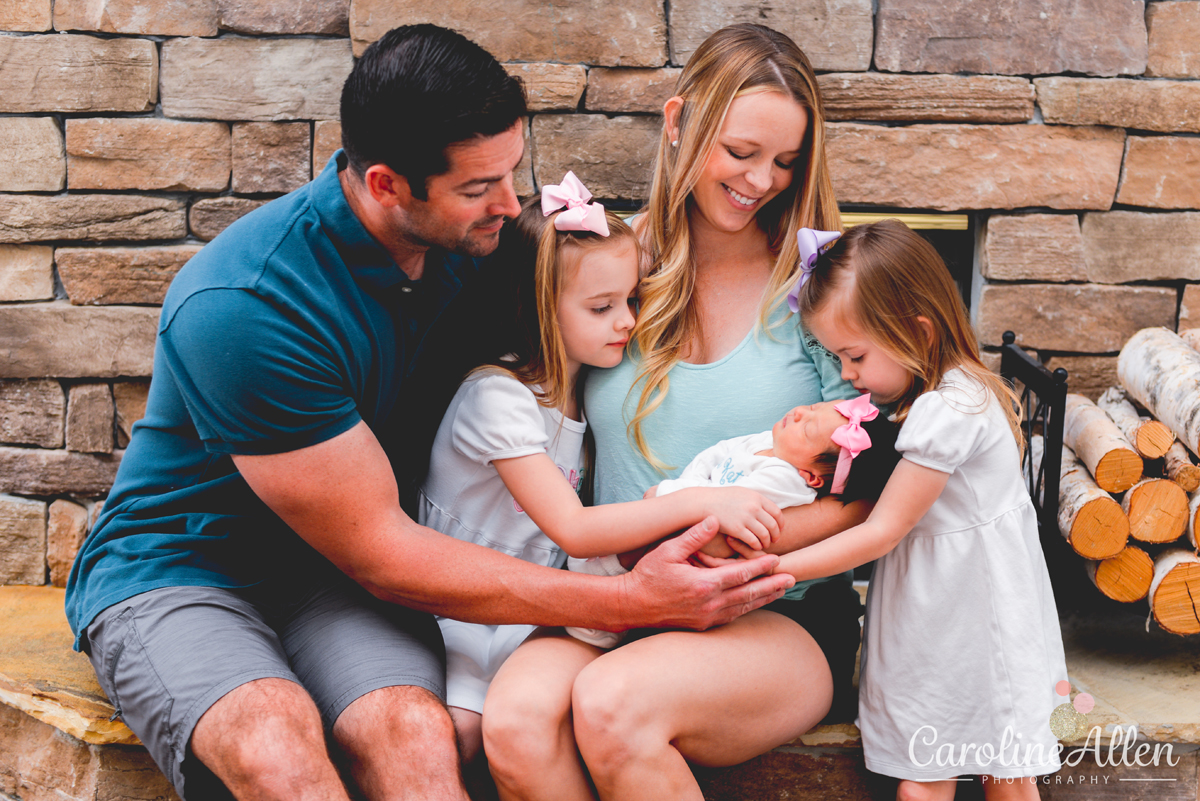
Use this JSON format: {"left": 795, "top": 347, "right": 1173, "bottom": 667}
{"left": 693, "top": 487, "right": 783, "bottom": 551}
{"left": 692, "top": 550, "right": 744, "bottom": 569}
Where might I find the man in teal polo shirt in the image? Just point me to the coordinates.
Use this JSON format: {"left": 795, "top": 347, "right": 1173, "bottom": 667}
{"left": 65, "top": 24, "right": 795, "bottom": 801}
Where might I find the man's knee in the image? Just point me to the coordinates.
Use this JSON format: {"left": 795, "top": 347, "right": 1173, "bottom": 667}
{"left": 192, "top": 678, "right": 329, "bottom": 784}
{"left": 335, "top": 684, "right": 458, "bottom": 754}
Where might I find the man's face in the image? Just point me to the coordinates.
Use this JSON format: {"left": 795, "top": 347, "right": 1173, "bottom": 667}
{"left": 397, "top": 121, "right": 525, "bottom": 257}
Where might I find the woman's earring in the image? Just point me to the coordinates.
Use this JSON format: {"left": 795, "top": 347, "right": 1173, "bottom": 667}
{"left": 671, "top": 140, "right": 678, "bottom": 147}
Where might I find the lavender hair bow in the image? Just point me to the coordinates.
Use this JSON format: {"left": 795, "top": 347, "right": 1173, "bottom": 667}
{"left": 786, "top": 227, "right": 842, "bottom": 313}
{"left": 541, "top": 171, "right": 609, "bottom": 237}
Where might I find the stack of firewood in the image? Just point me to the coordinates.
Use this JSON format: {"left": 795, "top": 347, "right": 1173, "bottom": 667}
{"left": 1034, "top": 327, "right": 1200, "bottom": 636}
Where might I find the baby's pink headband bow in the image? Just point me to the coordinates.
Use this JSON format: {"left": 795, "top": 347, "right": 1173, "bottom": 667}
{"left": 541, "top": 171, "right": 609, "bottom": 237}
{"left": 830, "top": 393, "right": 879, "bottom": 495}
{"left": 786, "top": 227, "right": 841, "bottom": 313}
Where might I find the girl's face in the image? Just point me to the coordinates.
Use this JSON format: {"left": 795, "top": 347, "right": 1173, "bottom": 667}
{"left": 558, "top": 239, "right": 639, "bottom": 376}
{"left": 807, "top": 302, "right": 913, "bottom": 405}
{"left": 688, "top": 90, "right": 808, "bottom": 235}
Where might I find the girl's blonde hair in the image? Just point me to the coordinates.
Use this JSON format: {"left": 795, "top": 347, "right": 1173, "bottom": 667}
{"left": 797, "top": 219, "right": 1023, "bottom": 448}
{"left": 482, "top": 195, "right": 638, "bottom": 411}
{"left": 629, "top": 23, "right": 841, "bottom": 469}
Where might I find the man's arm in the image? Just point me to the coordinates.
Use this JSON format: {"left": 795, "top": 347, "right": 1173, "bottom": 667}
{"left": 233, "top": 420, "right": 793, "bottom": 631}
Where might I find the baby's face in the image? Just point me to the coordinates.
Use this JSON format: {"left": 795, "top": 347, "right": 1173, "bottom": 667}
{"left": 771, "top": 401, "right": 845, "bottom": 475}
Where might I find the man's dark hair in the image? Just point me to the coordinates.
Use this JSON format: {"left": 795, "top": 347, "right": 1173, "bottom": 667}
{"left": 833, "top": 416, "right": 903, "bottom": 505}
{"left": 340, "top": 24, "right": 527, "bottom": 200}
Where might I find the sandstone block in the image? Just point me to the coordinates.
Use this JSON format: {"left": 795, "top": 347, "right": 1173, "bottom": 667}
{"left": 0, "top": 35, "right": 156, "bottom": 113}
{"left": 0, "top": 195, "right": 186, "bottom": 244}
{"left": 974, "top": 284, "right": 1176, "bottom": 352}
{"left": 0, "top": 118, "right": 64, "bottom": 192}
{"left": 232, "top": 123, "right": 311, "bottom": 194}
{"left": 1042, "top": 355, "right": 1119, "bottom": 402}
{"left": 1036, "top": 77, "right": 1200, "bottom": 134}
{"left": 57, "top": 245, "right": 201, "bottom": 307}
{"left": 1, "top": 0, "right": 51, "bottom": 31}
{"left": 875, "top": 0, "right": 1147, "bottom": 76}
{"left": 0, "top": 447, "right": 120, "bottom": 497}
{"left": 66, "top": 119, "right": 229, "bottom": 193}
{"left": 669, "top": 0, "right": 873, "bottom": 71}
{"left": 113, "top": 381, "right": 149, "bottom": 448}
{"left": 189, "top": 197, "right": 268, "bottom": 241}
{"left": 0, "top": 245, "right": 54, "bottom": 302}
{"left": 1116, "top": 137, "right": 1200, "bottom": 210}
{"left": 504, "top": 63, "right": 586, "bottom": 112}
{"left": 515, "top": 118, "right": 535, "bottom": 199}
{"left": 826, "top": 123, "right": 1124, "bottom": 211}
{"left": 586, "top": 68, "right": 680, "bottom": 114}
{"left": 0, "top": 380, "right": 64, "bottom": 448}
{"left": 161, "top": 37, "right": 351, "bottom": 121}
{"left": 0, "top": 303, "right": 157, "bottom": 379}
{"left": 66, "top": 384, "right": 114, "bottom": 454}
{"left": 0, "top": 495, "right": 46, "bottom": 585}
{"left": 1182, "top": 285, "right": 1200, "bottom": 332}
{"left": 313, "top": 121, "right": 342, "bottom": 177}
{"left": 48, "top": 499, "right": 88, "bottom": 588}
{"left": 532, "top": 115, "right": 659, "bottom": 200}
{"left": 980, "top": 214, "right": 1087, "bottom": 282}
{"left": 349, "top": 0, "right": 666, "bottom": 65}
{"left": 54, "top": 0, "right": 217, "bottom": 36}
{"left": 818, "top": 73, "right": 1034, "bottom": 123}
{"left": 1147, "top": 1, "right": 1200, "bottom": 78}
{"left": 1081, "top": 211, "right": 1200, "bottom": 283}
{"left": 219, "top": 0, "right": 348, "bottom": 35}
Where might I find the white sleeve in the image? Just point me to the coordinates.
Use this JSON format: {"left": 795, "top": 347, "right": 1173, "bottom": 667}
{"left": 449, "top": 373, "right": 549, "bottom": 466}
{"left": 895, "top": 385, "right": 991, "bottom": 474}
{"left": 656, "top": 437, "right": 741, "bottom": 496}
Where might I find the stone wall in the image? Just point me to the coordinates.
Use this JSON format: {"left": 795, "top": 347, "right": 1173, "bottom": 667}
{"left": 1, "top": 0, "right": 1197, "bottom": 585}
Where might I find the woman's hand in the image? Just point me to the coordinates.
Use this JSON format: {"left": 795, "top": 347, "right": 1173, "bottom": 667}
{"left": 685, "top": 487, "right": 782, "bottom": 551}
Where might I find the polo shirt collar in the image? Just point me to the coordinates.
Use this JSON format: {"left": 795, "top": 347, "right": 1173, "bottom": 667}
{"left": 313, "top": 149, "right": 411, "bottom": 294}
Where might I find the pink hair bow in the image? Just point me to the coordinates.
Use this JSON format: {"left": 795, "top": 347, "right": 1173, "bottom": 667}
{"left": 541, "top": 171, "right": 610, "bottom": 237}
{"left": 786, "top": 228, "right": 842, "bottom": 313}
{"left": 830, "top": 393, "right": 879, "bottom": 495}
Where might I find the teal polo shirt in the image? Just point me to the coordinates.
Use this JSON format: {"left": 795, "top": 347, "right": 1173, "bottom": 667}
{"left": 65, "top": 152, "right": 485, "bottom": 647}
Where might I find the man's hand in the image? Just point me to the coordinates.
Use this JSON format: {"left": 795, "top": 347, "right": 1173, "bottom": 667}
{"left": 619, "top": 517, "right": 793, "bottom": 631}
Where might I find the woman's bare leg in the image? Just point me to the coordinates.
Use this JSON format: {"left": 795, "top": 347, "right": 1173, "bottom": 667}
{"left": 483, "top": 630, "right": 603, "bottom": 801}
{"left": 571, "top": 610, "right": 833, "bottom": 801}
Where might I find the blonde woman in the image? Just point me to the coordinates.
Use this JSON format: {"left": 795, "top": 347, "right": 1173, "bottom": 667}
{"left": 484, "top": 24, "right": 868, "bottom": 800}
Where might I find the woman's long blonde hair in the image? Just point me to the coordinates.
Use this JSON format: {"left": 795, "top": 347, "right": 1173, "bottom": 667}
{"left": 797, "top": 219, "right": 1024, "bottom": 450}
{"left": 481, "top": 195, "right": 638, "bottom": 411}
{"left": 629, "top": 23, "right": 841, "bottom": 469}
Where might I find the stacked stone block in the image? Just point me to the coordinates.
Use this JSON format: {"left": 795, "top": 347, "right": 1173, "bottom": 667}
{"left": 0, "top": 0, "right": 1198, "bottom": 587}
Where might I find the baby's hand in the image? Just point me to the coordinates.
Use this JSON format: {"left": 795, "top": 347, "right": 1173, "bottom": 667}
{"left": 643, "top": 484, "right": 659, "bottom": 499}
{"left": 694, "top": 487, "right": 782, "bottom": 551}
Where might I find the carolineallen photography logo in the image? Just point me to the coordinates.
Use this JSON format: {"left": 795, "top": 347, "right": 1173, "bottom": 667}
{"left": 906, "top": 680, "right": 1180, "bottom": 787}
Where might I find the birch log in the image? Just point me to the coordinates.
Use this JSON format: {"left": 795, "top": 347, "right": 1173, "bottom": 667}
{"left": 1165, "top": 442, "right": 1200, "bottom": 493}
{"left": 1121, "top": 477, "right": 1189, "bottom": 543}
{"left": 1085, "top": 546, "right": 1154, "bottom": 602}
{"left": 1063, "top": 393, "right": 1143, "bottom": 492}
{"left": 1180, "top": 328, "right": 1200, "bottom": 353}
{"left": 1149, "top": 549, "right": 1200, "bottom": 635}
{"left": 1055, "top": 444, "right": 1129, "bottom": 559}
{"left": 1118, "top": 327, "right": 1200, "bottom": 455}
{"left": 1096, "top": 387, "right": 1174, "bottom": 459}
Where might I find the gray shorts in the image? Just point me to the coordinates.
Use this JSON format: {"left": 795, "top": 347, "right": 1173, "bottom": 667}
{"left": 82, "top": 577, "right": 446, "bottom": 800}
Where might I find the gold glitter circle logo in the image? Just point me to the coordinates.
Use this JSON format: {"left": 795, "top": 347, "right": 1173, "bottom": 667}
{"left": 1049, "top": 680, "right": 1094, "bottom": 740}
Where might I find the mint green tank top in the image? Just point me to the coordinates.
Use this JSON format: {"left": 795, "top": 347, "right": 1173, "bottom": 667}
{"left": 583, "top": 302, "right": 859, "bottom": 600}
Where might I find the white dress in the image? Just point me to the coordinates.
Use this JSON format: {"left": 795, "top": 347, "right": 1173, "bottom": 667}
{"left": 418, "top": 371, "right": 586, "bottom": 713}
{"left": 858, "top": 369, "right": 1066, "bottom": 781}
